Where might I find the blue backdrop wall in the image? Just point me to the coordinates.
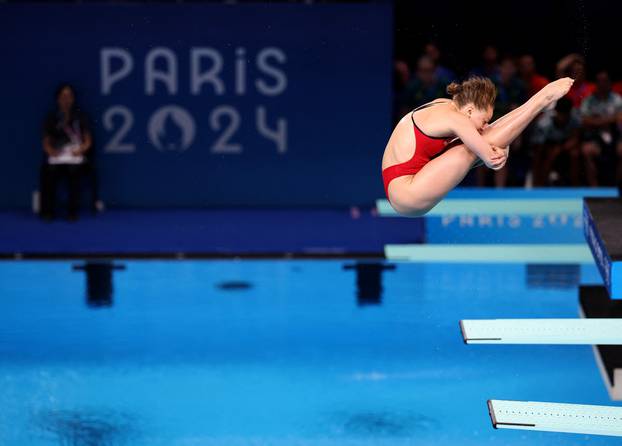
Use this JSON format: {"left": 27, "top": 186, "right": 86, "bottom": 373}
{"left": 0, "top": 2, "right": 393, "bottom": 208}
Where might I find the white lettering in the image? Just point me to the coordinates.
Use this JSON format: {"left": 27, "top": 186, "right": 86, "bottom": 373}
{"left": 235, "top": 47, "right": 247, "bottom": 95}
{"left": 256, "top": 47, "right": 287, "bottom": 96}
{"left": 103, "top": 106, "right": 135, "bottom": 153}
{"left": 257, "top": 106, "right": 287, "bottom": 153}
{"left": 442, "top": 215, "right": 456, "bottom": 227}
{"left": 210, "top": 106, "right": 241, "bottom": 154}
{"left": 459, "top": 215, "right": 475, "bottom": 227}
{"left": 145, "top": 48, "right": 178, "bottom": 95}
{"left": 533, "top": 215, "right": 545, "bottom": 228}
{"left": 191, "top": 48, "right": 225, "bottom": 95}
{"left": 477, "top": 215, "right": 493, "bottom": 227}
{"left": 101, "top": 48, "right": 133, "bottom": 95}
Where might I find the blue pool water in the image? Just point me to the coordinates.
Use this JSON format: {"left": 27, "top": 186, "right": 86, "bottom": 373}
{"left": 0, "top": 260, "right": 618, "bottom": 445}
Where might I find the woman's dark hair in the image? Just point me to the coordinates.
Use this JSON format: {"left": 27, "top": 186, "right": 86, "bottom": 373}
{"left": 54, "top": 83, "right": 79, "bottom": 118}
{"left": 54, "top": 83, "right": 77, "bottom": 101}
{"left": 447, "top": 76, "right": 497, "bottom": 110}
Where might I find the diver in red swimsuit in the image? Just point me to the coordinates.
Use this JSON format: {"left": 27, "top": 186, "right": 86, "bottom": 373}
{"left": 381, "top": 76, "right": 574, "bottom": 216}
{"left": 382, "top": 101, "right": 457, "bottom": 199}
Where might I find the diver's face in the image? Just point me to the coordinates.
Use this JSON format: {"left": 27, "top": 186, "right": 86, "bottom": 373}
{"left": 466, "top": 105, "right": 493, "bottom": 132}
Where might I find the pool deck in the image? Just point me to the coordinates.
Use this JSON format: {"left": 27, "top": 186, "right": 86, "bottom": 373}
{"left": 0, "top": 208, "right": 422, "bottom": 259}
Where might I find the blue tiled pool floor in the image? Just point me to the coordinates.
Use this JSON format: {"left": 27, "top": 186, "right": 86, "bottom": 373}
{"left": 0, "top": 260, "right": 618, "bottom": 445}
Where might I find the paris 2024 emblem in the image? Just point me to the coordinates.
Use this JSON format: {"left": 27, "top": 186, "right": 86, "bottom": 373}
{"left": 148, "top": 105, "right": 196, "bottom": 152}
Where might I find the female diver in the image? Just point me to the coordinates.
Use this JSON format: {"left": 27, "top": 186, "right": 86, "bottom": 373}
{"left": 382, "top": 76, "right": 574, "bottom": 216}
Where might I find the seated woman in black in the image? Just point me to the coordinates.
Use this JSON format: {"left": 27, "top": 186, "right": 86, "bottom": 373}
{"left": 40, "top": 84, "right": 93, "bottom": 221}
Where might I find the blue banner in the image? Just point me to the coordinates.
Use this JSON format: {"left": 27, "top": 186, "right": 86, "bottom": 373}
{"left": 426, "top": 188, "right": 619, "bottom": 244}
{"left": 583, "top": 202, "right": 621, "bottom": 298}
{"left": 0, "top": 3, "right": 392, "bottom": 207}
{"left": 426, "top": 213, "right": 586, "bottom": 244}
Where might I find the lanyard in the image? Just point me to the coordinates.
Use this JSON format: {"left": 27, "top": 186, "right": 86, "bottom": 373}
{"left": 62, "top": 118, "right": 82, "bottom": 144}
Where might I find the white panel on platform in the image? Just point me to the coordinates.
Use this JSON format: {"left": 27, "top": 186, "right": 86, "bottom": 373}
{"left": 460, "top": 319, "right": 622, "bottom": 344}
{"left": 488, "top": 400, "right": 622, "bottom": 437}
{"left": 376, "top": 198, "right": 581, "bottom": 216}
{"left": 385, "top": 244, "right": 593, "bottom": 263}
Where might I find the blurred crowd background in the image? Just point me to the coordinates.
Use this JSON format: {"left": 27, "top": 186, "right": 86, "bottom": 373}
{"left": 394, "top": 47, "right": 622, "bottom": 188}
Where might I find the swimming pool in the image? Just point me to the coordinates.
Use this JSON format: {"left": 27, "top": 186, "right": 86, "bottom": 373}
{"left": 0, "top": 259, "right": 618, "bottom": 445}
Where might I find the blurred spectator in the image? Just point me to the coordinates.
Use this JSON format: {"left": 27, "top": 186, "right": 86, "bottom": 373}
{"left": 40, "top": 84, "right": 93, "bottom": 221}
{"left": 580, "top": 71, "right": 622, "bottom": 186}
{"left": 556, "top": 54, "right": 595, "bottom": 108}
{"left": 469, "top": 45, "right": 501, "bottom": 80}
{"left": 423, "top": 41, "right": 455, "bottom": 83}
{"left": 476, "top": 57, "right": 527, "bottom": 187}
{"left": 393, "top": 59, "right": 411, "bottom": 122}
{"left": 493, "top": 56, "right": 527, "bottom": 119}
{"left": 530, "top": 97, "right": 582, "bottom": 186}
{"left": 518, "top": 54, "right": 549, "bottom": 97}
{"left": 403, "top": 55, "right": 449, "bottom": 109}
{"left": 394, "top": 60, "right": 410, "bottom": 92}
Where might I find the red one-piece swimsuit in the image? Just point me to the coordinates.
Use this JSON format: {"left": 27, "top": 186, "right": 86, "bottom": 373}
{"left": 382, "top": 102, "right": 453, "bottom": 200}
